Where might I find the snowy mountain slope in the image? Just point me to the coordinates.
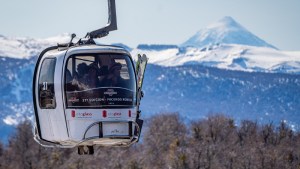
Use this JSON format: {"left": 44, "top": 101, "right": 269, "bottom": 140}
{"left": 1, "top": 61, "right": 299, "bottom": 132}
{"left": 132, "top": 44, "right": 300, "bottom": 74}
{"left": 141, "top": 65, "right": 300, "bottom": 131}
{"left": 0, "top": 33, "right": 71, "bottom": 59}
{"left": 129, "top": 16, "right": 300, "bottom": 74}
{"left": 181, "top": 16, "right": 277, "bottom": 49}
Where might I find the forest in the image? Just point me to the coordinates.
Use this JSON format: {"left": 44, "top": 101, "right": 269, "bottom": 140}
{"left": 0, "top": 113, "right": 300, "bottom": 169}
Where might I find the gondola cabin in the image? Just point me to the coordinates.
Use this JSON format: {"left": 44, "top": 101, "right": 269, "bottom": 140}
{"left": 33, "top": 44, "right": 147, "bottom": 154}
{"left": 32, "top": 0, "right": 148, "bottom": 154}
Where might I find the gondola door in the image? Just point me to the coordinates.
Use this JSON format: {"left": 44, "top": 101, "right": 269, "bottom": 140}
{"left": 36, "top": 58, "right": 57, "bottom": 141}
{"left": 35, "top": 52, "right": 69, "bottom": 143}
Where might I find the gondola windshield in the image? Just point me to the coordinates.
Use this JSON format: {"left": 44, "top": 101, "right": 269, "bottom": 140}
{"left": 65, "top": 54, "right": 136, "bottom": 108}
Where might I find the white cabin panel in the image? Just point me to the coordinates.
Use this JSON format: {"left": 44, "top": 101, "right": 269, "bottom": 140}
{"left": 38, "top": 109, "right": 54, "bottom": 140}
{"left": 103, "top": 122, "right": 129, "bottom": 136}
{"left": 68, "top": 120, "right": 99, "bottom": 141}
{"left": 49, "top": 51, "right": 69, "bottom": 141}
{"left": 85, "top": 123, "right": 99, "bottom": 139}
{"left": 65, "top": 108, "right": 137, "bottom": 121}
{"left": 66, "top": 108, "right": 137, "bottom": 141}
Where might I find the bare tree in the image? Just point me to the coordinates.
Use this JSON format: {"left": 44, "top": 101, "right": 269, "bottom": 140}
{"left": 142, "top": 113, "right": 187, "bottom": 169}
{"left": 1, "top": 113, "right": 300, "bottom": 169}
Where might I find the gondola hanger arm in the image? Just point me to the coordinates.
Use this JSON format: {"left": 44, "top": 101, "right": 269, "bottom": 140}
{"left": 87, "top": 0, "right": 118, "bottom": 39}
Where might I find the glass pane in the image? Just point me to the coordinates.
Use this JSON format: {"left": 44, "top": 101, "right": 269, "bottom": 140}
{"left": 65, "top": 54, "right": 136, "bottom": 108}
{"left": 38, "top": 58, "right": 56, "bottom": 109}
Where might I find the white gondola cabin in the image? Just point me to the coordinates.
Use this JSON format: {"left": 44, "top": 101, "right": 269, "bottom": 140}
{"left": 32, "top": 0, "right": 148, "bottom": 154}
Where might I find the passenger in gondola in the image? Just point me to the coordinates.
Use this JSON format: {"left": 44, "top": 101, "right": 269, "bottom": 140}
{"left": 85, "top": 63, "right": 100, "bottom": 88}
{"left": 77, "top": 63, "right": 100, "bottom": 89}
{"left": 100, "top": 62, "right": 126, "bottom": 87}
{"left": 77, "top": 63, "right": 89, "bottom": 80}
{"left": 66, "top": 63, "right": 88, "bottom": 91}
{"left": 68, "top": 63, "right": 100, "bottom": 91}
{"left": 71, "top": 63, "right": 100, "bottom": 106}
{"left": 65, "top": 68, "right": 79, "bottom": 91}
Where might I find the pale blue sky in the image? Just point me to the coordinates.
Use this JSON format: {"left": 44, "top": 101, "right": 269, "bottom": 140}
{"left": 0, "top": 0, "right": 299, "bottom": 50}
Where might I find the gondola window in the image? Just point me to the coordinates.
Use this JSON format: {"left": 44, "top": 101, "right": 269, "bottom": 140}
{"left": 38, "top": 58, "right": 56, "bottom": 109}
{"left": 65, "top": 54, "right": 136, "bottom": 108}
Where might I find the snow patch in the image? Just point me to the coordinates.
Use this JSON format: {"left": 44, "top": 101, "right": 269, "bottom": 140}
{"left": 0, "top": 34, "right": 71, "bottom": 59}
{"left": 3, "top": 116, "right": 18, "bottom": 125}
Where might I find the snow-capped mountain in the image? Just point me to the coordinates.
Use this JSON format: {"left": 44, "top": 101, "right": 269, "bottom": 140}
{"left": 1, "top": 17, "right": 300, "bottom": 74}
{"left": 181, "top": 16, "right": 277, "bottom": 49}
{"left": 132, "top": 44, "right": 300, "bottom": 74}
{"left": 129, "top": 17, "right": 300, "bottom": 74}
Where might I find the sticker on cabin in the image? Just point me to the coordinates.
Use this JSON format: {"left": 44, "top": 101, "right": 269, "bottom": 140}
{"left": 81, "top": 97, "right": 133, "bottom": 103}
{"left": 72, "top": 111, "right": 93, "bottom": 119}
{"left": 104, "top": 89, "right": 118, "bottom": 96}
{"left": 107, "top": 112, "right": 122, "bottom": 118}
{"left": 68, "top": 97, "right": 79, "bottom": 103}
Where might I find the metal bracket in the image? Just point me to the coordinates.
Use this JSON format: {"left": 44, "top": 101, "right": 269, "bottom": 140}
{"left": 82, "top": 120, "right": 141, "bottom": 147}
{"left": 33, "top": 120, "right": 141, "bottom": 148}
{"left": 87, "top": 0, "right": 118, "bottom": 39}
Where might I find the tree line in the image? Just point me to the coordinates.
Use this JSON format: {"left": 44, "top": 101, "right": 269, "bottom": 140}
{"left": 0, "top": 113, "right": 300, "bottom": 169}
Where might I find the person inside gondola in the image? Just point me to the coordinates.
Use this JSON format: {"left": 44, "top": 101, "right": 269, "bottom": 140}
{"left": 65, "top": 68, "right": 79, "bottom": 91}
{"left": 77, "top": 63, "right": 100, "bottom": 89}
{"left": 85, "top": 63, "right": 100, "bottom": 88}
{"left": 100, "top": 62, "right": 126, "bottom": 87}
{"left": 70, "top": 62, "right": 100, "bottom": 91}
{"left": 77, "top": 62, "right": 89, "bottom": 80}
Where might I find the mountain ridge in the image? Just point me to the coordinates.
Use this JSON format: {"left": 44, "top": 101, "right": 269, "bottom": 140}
{"left": 181, "top": 16, "right": 277, "bottom": 49}
{"left": 1, "top": 17, "right": 299, "bottom": 74}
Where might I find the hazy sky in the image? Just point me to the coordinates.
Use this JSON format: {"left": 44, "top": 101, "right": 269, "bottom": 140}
{"left": 0, "top": 0, "right": 299, "bottom": 50}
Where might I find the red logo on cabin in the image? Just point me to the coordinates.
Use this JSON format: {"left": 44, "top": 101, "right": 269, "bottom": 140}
{"left": 113, "top": 112, "right": 122, "bottom": 116}
{"left": 68, "top": 97, "right": 79, "bottom": 103}
{"left": 80, "top": 112, "right": 93, "bottom": 117}
{"left": 107, "top": 112, "right": 122, "bottom": 118}
{"left": 71, "top": 110, "right": 76, "bottom": 117}
{"left": 71, "top": 110, "right": 93, "bottom": 118}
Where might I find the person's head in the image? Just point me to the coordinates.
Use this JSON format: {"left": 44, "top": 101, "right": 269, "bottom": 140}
{"left": 77, "top": 63, "right": 88, "bottom": 76}
{"left": 109, "top": 62, "right": 122, "bottom": 77}
{"left": 88, "top": 63, "right": 99, "bottom": 77}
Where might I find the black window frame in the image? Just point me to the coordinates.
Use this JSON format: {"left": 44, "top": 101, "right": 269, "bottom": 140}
{"left": 64, "top": 53, "right": 137, "bottom": 109}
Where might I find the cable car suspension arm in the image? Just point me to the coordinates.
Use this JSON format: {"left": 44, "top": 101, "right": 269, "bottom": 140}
{"left": 87, "top": 0, "right": 118, "bottom": 39}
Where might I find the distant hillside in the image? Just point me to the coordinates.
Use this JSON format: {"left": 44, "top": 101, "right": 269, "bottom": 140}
{"left": 141, "top": 64, "right": 300, "bottom": 129}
